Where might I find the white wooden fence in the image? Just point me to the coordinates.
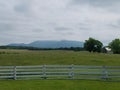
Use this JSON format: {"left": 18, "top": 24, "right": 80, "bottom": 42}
{"left": 0, "top": 65, "right": 120, "bottom": 80}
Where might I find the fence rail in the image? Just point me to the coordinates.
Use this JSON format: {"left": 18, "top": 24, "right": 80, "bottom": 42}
{"left": 0, "top": 65, "right": 120, "bottom": 80}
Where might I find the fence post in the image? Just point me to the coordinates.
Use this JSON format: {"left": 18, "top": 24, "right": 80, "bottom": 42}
{"left": 43, "top": 65, "right": 46, "bottom": 79}
{"left": 13, "top": 66, "right": 16, "bottom": 80}
{"left": 69, "top": 64, "right": 74, "bottom": 79}
{"left": 102, "top": 66, "right": 108, "bottom": 80}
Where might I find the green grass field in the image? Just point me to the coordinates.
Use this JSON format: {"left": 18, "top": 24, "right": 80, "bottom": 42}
{"left": 0, "top": 49, "right": 120, "bottom": 90}
{"left": 0, "top": 49, "right": 120, "bottom": 66}
{"left": 0, "top": 80, "right": 120, "bottom": 90}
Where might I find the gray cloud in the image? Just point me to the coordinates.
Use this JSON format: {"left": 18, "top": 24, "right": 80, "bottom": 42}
{"left": 0, "top": 23, "right": 13, "bottom": 31}
{"left": 71, "top": 0, "right": 120, "bottom": 13}
{"left": 107, "top": 20, "right": 120, "bottom": 29}
{"left": 55, "top": 27, "right": 72, "bottom": 31}
{"left": 77, "top": 22, "right": 92, "bottom": 30}
{"left": 72, "top": 0, "right": 120, "bottom": 7}
{"left": 108, "top": 24, "right": 119, "bottom": 29}
{"left": 33, "top": 28, "right": 44, "bottom": 32}
{"left": 79, "top": 27, "right": 90, "bottom": 31}
{"left": 14, "top": 3, "right": 29, "bottom": 13}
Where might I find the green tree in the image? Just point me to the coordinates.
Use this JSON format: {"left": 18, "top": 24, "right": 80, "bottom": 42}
{"left": 84, "top": 38, "right": 103, "bottom": 52}
{"left": 109, "top": 39, "right": 120, "bottom": 54}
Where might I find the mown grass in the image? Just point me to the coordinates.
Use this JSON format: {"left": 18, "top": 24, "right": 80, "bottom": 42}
{"left": 0, "top": 49, "right": 120, "bottom": 90}
{"left": 0, "top": 49, "right": 120, "bottom": 66}
{"left": 0, "top": 80, "right": 119, "bottom": 90}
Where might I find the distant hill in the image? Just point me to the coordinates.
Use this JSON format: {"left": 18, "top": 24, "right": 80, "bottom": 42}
{"left": 8, "top": 40, "right": 84, "bottom": 48}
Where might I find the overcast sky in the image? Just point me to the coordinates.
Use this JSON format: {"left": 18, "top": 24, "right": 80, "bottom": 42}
{"left": 0, "top": 0, "right": 120, "bottom": 45}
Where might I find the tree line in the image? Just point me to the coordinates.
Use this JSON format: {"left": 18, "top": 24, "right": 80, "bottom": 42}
{"left": 84, "top": 38, "right": 120, "bottom": 54}
{"left": 0, "top": 46, "right": 84, "bottom": 51}
{"left": 0, "top": 38, "right": 120, "bottom": 54}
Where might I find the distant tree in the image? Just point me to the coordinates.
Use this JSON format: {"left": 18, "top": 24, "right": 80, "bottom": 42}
{"left": 84, "top": 37, "right": 103, "bottom": 52}
{"left": 109, "top": 39, "right": 120, "bottom": 54}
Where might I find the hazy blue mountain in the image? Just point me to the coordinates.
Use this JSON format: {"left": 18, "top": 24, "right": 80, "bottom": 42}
{"left": 8, "top": 40, "right": 84, "bottom": 48}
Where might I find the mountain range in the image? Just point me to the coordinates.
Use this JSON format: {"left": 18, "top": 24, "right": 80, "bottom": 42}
{"left": 8, "top": 40, "right": 84, "bottom": 48}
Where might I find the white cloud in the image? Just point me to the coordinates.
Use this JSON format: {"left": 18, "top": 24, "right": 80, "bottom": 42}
{"left": 0, "top": 0, "right": 120, "bottom": 45}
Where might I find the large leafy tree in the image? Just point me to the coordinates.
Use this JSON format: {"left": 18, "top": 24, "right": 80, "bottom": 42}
{"left": 109, "top": 39, "right": 120, "bottom": 54}
{"left": 84, "top": 38, "right": 103, "bottom": 52}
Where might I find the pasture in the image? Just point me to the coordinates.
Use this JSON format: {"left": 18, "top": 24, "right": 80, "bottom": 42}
{"left": 0, "top": 49, "right": 120, "bottom": 90}
{"left": 0, "top": 49, "right": 120, "bottom": 66}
